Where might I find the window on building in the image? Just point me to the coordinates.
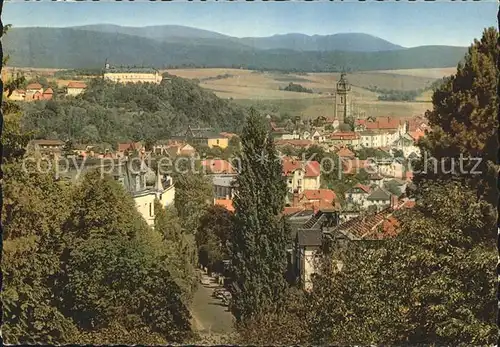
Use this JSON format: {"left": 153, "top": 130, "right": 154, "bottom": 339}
{"left": 216, "top": 139, "right": 220, "bottom": 145}
{"left": 288, "top": 179, "right": 292, "bottom": 184}
{"left": 149, "top": 202, "right": 153, "bottom": 217}
{"left": 298, "top": 179, "right": 302, "bottom": 186}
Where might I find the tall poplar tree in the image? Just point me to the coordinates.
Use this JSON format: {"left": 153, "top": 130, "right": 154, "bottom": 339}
{"left": 229, "top": 108, "right": 289, "bottom": 323}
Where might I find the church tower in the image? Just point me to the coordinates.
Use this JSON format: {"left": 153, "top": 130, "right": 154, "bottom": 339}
{"left": 334, "top": 73, "right": 352, "bottom": 124}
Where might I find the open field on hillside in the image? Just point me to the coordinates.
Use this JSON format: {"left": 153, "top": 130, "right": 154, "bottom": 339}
{"left": 170, "top": 68, "right": 434, "bottom": 119}
{"left": 367, "top": 67, "right": 457, "bottom": 79}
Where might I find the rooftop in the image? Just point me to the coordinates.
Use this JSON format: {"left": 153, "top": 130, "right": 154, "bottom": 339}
{"left": 105, "top": 66, "right": 159, "bottom": 74}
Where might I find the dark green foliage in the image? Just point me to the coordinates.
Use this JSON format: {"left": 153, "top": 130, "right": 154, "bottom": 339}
{"left": 230, "top": 109, "right": 289, "bottom": 323}
{"left": 173, "top": 172, "right": 213, "bottom": 234}
{"left": 416, "top": 27, "right": 498, "bottom": 205}
{"left": 308, "top": 181, "right": 496, "bottom": 345}
{"left": 20, "top": 76, "right": 247, "bottom": 144}
{"left": 281, "top": 82, "right": 313, "bottom": 94}
{"left": 196, "top": 205, "right": 233, "bottom": 273}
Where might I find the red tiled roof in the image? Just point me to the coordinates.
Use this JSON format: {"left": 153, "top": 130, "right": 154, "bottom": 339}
{"left": 362, "top": 117, "right": 404, "bottom": 131}
{"left": 15, "top": 89, "right": 26, "bottom": 94}
{"left": 282, "top": 159, "right": 321, "bottom": 177}
{"left": 215, "top": 198, "right": 234, "bottom": 212}
{"left": 43, "top": 88, "right": 54, "bottom": 94}
{"left": 302, "top": 189, "right": 336, "bottom": 203}
{"left": 335, "top": 207, "right": 400, "bottom": 240}
{"left": 405, "top": 171, "right": 414, "bottom": 181}
{"left": 336, "top": 147, "right": 355, "bottom": 158}
{"left": 118, "top": 142, "right": 142, "bottom": 152}
{"left": 409, "top": 130, "right": 425, "bottom": 141}
{"left": 26, "top": 83, "right": 42, "bottom": 90}
{"left": 67, "top": 81, "right": 87, "bottom": 89}
{"left": 329, "top": 132, "right": 360, "bottom": 140}
{"left": 201, "top": 159, "right": 235, "bottom": 174}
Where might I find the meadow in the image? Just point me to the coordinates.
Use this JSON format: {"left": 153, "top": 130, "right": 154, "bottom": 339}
{"left": 168, "top": 68, "right": 456, "bottom": 119}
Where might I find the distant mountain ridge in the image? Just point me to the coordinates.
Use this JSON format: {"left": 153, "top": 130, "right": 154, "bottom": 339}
{"left": 2, "top": 25, "right": 468, "bottom": 71}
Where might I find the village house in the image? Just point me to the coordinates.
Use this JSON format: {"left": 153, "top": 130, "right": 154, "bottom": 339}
{"left": 8, "top": 89, "right": 26, "bottom": 101}
{"left": 368, "top": 172, "right": 384, "bottom": 187}
{"left": 311, "top": 130, "right": 326, "bottom": 143}
{"left": 152, "top": 141, "right": 197, "bottom": 157}
{"left": 212, "top": 174, "right": 237, "bottom": 200}
{"left": 59, "top": 158, "right": 175, "bottom": 227}
{"left": 26, "top": 82, "right": 43, "bottom": 96}
{"left": 364, "top": 186, "right": 394, "bottom": 211}
{"left": 335, "top": 146, "right": 355, "bottom": 159}
{"left": 327, "top": 131, "right": 361, "bottom": 147}
{"left": 282, "top": 158, "right": 321, "bottom": 194}
{"left": 391, "top": 132, "right": 421, "bottom": 158}
{"left": 29, "top": 139, "right": 65, "bottom": 157}
{"left": 173, "top": 126, "right": 229, "bottom": 149}
{"left": 66, "top": 81, "right": 87, "bottom": 96}
{"left": 377, "top": 158, "right": 405, "bottom": 179}
{"left": 345, "top": 183, "right": 371, "bottom": 206}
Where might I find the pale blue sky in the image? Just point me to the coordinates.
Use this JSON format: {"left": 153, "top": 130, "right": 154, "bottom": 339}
{"left": 3, "top": 1, "right": 498, "bottom": 47}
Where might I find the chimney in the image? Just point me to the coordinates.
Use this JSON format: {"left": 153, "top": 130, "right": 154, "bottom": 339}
{"left": 293, "top": 191, "right": 300, "bottom": 207}
{"left": 390, "top": 195, "right": 398, "bottom": 209}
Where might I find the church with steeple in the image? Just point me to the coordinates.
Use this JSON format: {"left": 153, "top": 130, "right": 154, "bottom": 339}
{"left": 334, "top": 73, "right": 352, "bottom": 124}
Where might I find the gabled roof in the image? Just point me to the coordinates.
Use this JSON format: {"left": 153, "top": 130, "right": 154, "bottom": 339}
{"left": 367, "top": 186, "right": 391, "bottom": 201}
{"left": 297, "top": 229, "right": 323, "bottom": 247}
{"left": 67, "top": 81, "right": 87, "bottom": 89}
{"left": 302, "top": 189, "right": 336, "bottom": 203}
{"left": 282, "top": 159, "right": 321, "bottom": 177}
{"left": 26, "top": 83, "right": 43, "bottom": 90}
{"left": 409, "top": 130, "right": 425, "bottom": 141}
{"left": 332, "top": 206, "right": 398, "bottom": 240}
{"left": 118, "top": 142, "right": 142, "bottom": 152}
{"left": 336, "top": 147, "right": 355, "bottom": 158}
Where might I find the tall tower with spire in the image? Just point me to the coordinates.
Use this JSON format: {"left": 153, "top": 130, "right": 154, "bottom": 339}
{"left": 334, "top": 73, "right": 352, "bottom": 124}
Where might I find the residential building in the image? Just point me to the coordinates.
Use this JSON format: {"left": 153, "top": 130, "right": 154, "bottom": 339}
{"left": 66, "top": 81, "right": 87, "bottom": 96}
{"left": 8, "top": 89, "right": 26, "bottom": 101}
{"left": 391, "top": 132, "right": 421, "bottom": 158}
{"left": 335, "top": 146, "right": 355, "bottom": 159}
{"left": 29, "top": 139, "right": 65, "bottom": 156}
{"left": 368, "top": 172, "right": 384, "bottom": 187}
{"left": 26, "top": 83, "right": 43, "bottom": 96}
{"left": 103, "top": 65, "right": 162, "bottom": 84}
{"left": 345, "top": 183, "right": 371, "bottom": 206}
{"left": 364, "top": 186, "right": 393, "bottom": 211}
{"left": 173, "top": 126, "right": 229, "bottom": 149}
{"left": 117, "top": 142, "right": 144, "bottom": 155}
{"left": 212, "top": 174, "right": 237, "bottom": 199}
{"left": 295, "top": 230, "right": 323, "bottom": 291}
{"left": 311, "top": 130, "right": 325, "bottom": 143}
{"left": 282, "top": 159, "right": 321, "bottom": 194}
{"left": 328, "top": 131, "right": 361, "bottom": 147}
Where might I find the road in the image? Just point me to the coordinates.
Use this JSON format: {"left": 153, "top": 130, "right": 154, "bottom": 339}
{"left": 190, "top": 271, "right": 235, "bottom": 335}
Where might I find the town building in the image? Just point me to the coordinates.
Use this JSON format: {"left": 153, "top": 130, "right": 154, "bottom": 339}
{"left": 173, "top": 126, "right": 229, "bottom": 149}
{"left": 66, "top": 81, "right": 87, "bottom": 96}
{"left": 282, "top": 159, "right": 321, "bottom": 194}
{"left": 334, "top": 73, "right": 352, "bottom": 124}
{"left": 212, "top": 174, "right": 237, "bottom": 200}
{"left": 29, "top": 139, "right": 65, "bottom": 157}
{"left": 103, "top": 65, "right": 162, "bottom": 84}
{"left": 328, "top": 131, "right": 361, "bottom": 147}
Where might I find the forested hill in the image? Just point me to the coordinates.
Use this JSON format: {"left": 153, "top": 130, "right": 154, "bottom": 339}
{"left": 4, "top": 27, "right": 467, "bottom": 71}
{"left": 20, "top": 75, "right": 247, "bottom": 145}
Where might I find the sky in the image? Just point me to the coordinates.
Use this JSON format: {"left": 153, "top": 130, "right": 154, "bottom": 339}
{"left": 3, "top": 1, "right": 498, "bottom": 47}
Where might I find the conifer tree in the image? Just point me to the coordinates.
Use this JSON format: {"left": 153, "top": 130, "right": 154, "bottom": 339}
{"left": 229, "top": 108, "right": 289, "bottom": 323}
{"left": 415, "top": 27, "right": 498, "bottom": 205}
